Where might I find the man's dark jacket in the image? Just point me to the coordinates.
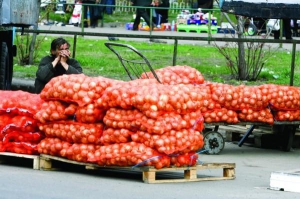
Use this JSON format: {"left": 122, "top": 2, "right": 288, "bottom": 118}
{"left": 34, "top": 55, "right": 82, "bottom": 94}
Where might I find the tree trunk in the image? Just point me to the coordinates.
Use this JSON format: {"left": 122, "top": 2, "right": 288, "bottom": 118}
{"left": 237, "top": 16, "right": 247, "bottom": 80}
{"left": 29, "top": 0, "right": 41, "bottom": 64}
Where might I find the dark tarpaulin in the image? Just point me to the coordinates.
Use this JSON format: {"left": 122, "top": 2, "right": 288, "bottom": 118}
{"left": 220, "top": 1, "right": 300, "bottom": 19}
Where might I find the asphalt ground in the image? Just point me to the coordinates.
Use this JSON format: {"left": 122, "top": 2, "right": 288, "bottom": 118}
{"left": 1, "top": 142, "right": 300, "bottom": 199}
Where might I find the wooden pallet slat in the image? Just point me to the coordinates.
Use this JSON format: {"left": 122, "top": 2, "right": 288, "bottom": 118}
{"left": 39, "top": 154, "right": 236, "bottom": 184}
{"left": 0, "top": 152, "right": 40, "bottom": 170}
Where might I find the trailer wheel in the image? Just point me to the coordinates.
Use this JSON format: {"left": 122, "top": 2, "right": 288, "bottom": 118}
{"left": 0, "top": 42, "right": 9, "bottom": 90}
{"left": 203, "top": 131, "right": 225, "bottom": 155}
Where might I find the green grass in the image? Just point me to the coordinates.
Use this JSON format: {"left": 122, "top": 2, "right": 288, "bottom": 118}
{"left": 13, "top": 8, "right": 299, "bottom": 86}
{"left": 13, "top": 35, "right": 300, "bottom": 87}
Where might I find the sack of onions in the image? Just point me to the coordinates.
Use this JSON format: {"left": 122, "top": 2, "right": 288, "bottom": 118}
{"left": 0, "top": 90, "right": 43, "bottom": 116}
{"left": 139, "top": 109, "right": 205, "bottom": 134}
{"left": 34, "top": 100, "right": 71, "bottom": 123}
{"left": 104, "top": 107, "right": 204, "bottom": 134}
{"left": 131, "top": 129, "right": 204, "bottom": 155}
{"left": 38, "top": 137, "right": 72, "bottom": 157}
{"left": 209, "top": 83, "right": 241, "bottom": 110}
{"left": 40, "top": 74, "right": 117, "bottom": 107}
{"left": 65, "top": 143, "right": 101, "bottom": 163}
{"left": 38, "top": 121, "right": 104, "bottom": 144}
{"left": 238, "top": 85, "right": 270, "bottom": 110}
{"left": 96, "top": 79, "right": 157, "bottom": 109}
{"left": 0, "top": 114, "right": 39, "bottom": 134}
{"left": 103, "top": 108, "right": 143, "bottom": 130}
{"left": 273, "top": 110, "right": 300, "bottom": 121}
{"left": 75, "top": 104, "right": 106, "bottom": 123}
{"left": 170, "top": 152, "right": 198, "bottom": 167}
{"left": 197, "top": 85, "right": 222, "bottom": 112}
{"left": 4, "top": 142, "right": 39, "bottom": 155}
{"left": 141, "top": 65, "right": 205, "bottom": 85}
{"left": 202, "top": 108, "right": 239, "bottom": 124}
{"left": 263, "top": 84, "right": 300, "bottom": 111}
{"left": 238, "top": 108, "right": 274, "bottom": 124}
{"left": 2, "top": 131, "right": 44, "bottom": 144}
{"left": 133, "top": 84, "right": 204, "bottom": 118}
{"left": 100, "top": 128, "right": 134, "bottom": 145}
{"left": 95, "top": 142, "right": 170, "bottom": 169}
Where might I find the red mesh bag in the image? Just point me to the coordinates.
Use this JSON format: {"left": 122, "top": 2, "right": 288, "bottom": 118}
{"left": 0, "top": 90, "right": 43, "bottom": 116}
{"left": 4, "top": 142, "right": 39, "bottom": 155}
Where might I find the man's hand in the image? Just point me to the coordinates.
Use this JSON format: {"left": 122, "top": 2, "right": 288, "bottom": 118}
{"left": 60, "top": 49, "right": 70, "bottom": 58}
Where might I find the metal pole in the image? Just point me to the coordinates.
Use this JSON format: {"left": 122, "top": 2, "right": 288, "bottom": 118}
{"left": 73, "top": 34, "right": 77, "bottom": 59}
{"left": 173, "top": 38, "right": 178, "bottom": 66}
{"left": 290, "top": 42, "right": 296, "bottom": 86}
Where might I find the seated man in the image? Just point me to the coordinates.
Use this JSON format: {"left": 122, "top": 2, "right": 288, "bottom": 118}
{"left": 34, "top": 37, "right": 83, "bottom": 93}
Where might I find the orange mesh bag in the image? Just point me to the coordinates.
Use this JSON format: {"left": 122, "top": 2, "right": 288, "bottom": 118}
{"left": 38, "top": 121, "right": 104, "bottom": 144}
{"left": 94, "top": 142, "right": 170, "bottom": 169}
{"left": 237, "top": 85, "right": 269, "bottom": 110}
{"left": 238, "top": 108, "right": 274, "bottom": 124}
{"left": 103, "top": 108, "right": 205, "bottom": 134}
{"left": 209, "top": 83, "right": 242, "bottom": 110}
{"left": 202, "top": 108, "right": 239, "bottom": 124}
{"left": 75, "top": 103, "right": 106, "bottom": 123}
{"left": 139, "top": 110, "right": 205, "bottom": 134}
{"left": 38, "top": 137, "right": 72, "bottom": 157}
{"left": 141, "top": 65, "right": 205, "bottom": 85}
{"left": 133, "top": 84, "right": 204, "bottom": 118}
{"left": 100, "top": 128, "right": 134, "bottom": 145}
{"left": 65, "top": 143, "right": 101, "bottom": 163}
{"left": 170, "top": 152, "right": 199, "bottom": 167}
{"left": 262, "top": 84, "right": 300, "bottom": 111}
{"left": 273, "top": 110, "right": 300, "bottom": 121}
{"left": 103, "top": 108, "right": 143, "bottom": 131}
{"left": 131, "top": 129, "right": 204, "bottom": 155}
{"left": 40, "top": 74, "right": 118, "bottom": 106}
{"left": 34, "top": 100, "right": 72, "bottom": 123}
{"left": 197, "top": 84, "right": 222, "bottom": 112}
{"left": 95, "top": 79, "right": 158, "bottom": 109}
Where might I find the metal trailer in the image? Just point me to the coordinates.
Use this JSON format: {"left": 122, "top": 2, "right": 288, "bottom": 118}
{"left": 203, "top": 121, "right": 299, "bottom": 154}
{"left": 0, "top": 0, "right": 40, "bottom": 90}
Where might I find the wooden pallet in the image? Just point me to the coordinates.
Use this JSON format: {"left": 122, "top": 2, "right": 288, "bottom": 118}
{"left": 0, "top": 152, "right": 40, "bottom": 170}
{"left": 39, "top": 154, "right": 235, "bottom": 183}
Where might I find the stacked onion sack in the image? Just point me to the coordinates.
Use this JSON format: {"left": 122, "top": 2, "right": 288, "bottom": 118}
{"left": 261, "top": 84, "right": 300, "bottom": 121}
{"left": 0, "top": 91, "right": 44, "bottom": 155}
{"left": 36, "top": 74, "right": 117, "bottom": 163}
{"left": 205, "top": 83, "right": 274, "bottom": 124}
{"left": 97, "top": 66, "right": 206, "bottom": 168}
